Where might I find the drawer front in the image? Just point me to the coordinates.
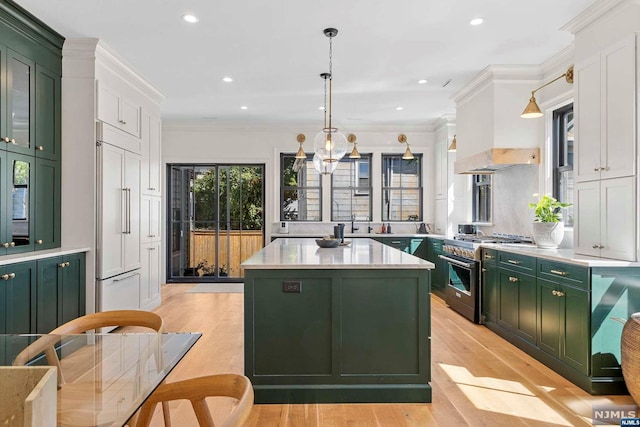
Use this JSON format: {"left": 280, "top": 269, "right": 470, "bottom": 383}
{"left": 498, "top": 251, "right": 536, "bottom": 273}
{"left": 482, "top": 248, "right": 497, "bottom": 264}
{"left": 381, "top": 238, "right": 411, "bottom": 252}
{"left": 538, "top": 259, "right": 589, "bottom": 290}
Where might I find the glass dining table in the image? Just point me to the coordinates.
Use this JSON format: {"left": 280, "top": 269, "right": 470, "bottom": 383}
{"left": 0, "top": 332, "right": 201, "bottom": 427}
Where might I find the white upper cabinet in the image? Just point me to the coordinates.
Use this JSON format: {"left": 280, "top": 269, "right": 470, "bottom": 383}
{"left": 97, "top": 82, "right": 142, "bottom": 138}
{"left": 575, "top": 34, "right": 636, "bottom": 183}
{"left": 434, "top": 141, "right": 446, "bottom": 200}
{"left": 141, "top": 113, "right": 161, "bottom": 196}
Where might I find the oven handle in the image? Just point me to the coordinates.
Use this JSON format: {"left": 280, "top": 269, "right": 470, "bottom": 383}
{"left": 438, "top": 254, "right": 475, "bottom": 269}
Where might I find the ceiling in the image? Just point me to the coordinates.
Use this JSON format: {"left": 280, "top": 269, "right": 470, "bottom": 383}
{"left": 16, "top": 0, "right": 593, "bottom": 127}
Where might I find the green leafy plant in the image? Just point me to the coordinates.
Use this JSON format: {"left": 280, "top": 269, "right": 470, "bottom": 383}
{"left": 528, "top": 193, "right": 572, "bottom": 223}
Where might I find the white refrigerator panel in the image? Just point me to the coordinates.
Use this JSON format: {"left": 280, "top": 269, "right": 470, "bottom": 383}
{"left": 97, "top": 141, "right": 142, "bottom": 279}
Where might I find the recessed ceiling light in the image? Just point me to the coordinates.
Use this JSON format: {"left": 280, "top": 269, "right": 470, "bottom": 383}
{"left": 222, "top": 77, "right": 233, "bottom": 83}
{"left": 396, "top": 107, "right": 404, "bottom": 111}
{"left": 240, "top": 106, "right": 248, "bottom": 110}
{"left": 470, "top": 18, "right": 483, "bottom": 26}
{"left": 418, "top": 79, "right": 428, "bottom": 84}
{"left": 183, "top": 14, "right": 199, "bottom": 23}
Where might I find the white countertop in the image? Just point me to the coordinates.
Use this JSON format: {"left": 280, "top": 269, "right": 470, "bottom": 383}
{"left": 243, "top": 238, "right": 435, "bottom": 270}
{"left": 271, "top": 232, "right": 444, "bottom": 239}
{"left": 0, "top": 246, "right": 91, "bottom": 266}
{"left": 482, "top": 243, "right": 640, "bottom": 267}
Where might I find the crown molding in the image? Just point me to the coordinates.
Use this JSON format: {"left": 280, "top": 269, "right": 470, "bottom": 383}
{"left": 560, "top": 0, "right": 639, "bottom": 34}
{"left": 452, "top": 65, "right": 541, "bottom": 105}
{"left": 540, "top": 43, "right": 575, "bottom": 77}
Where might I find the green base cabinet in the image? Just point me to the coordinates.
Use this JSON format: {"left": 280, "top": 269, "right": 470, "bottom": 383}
{"left": 482, "top": 248, "right": 640, "bottom": 394}
{"left": 0, "top": 260, "right": 36, "bottom": 364}
{"left": 244, "top": 268, "right": 431, "bottom": 403}
{"left": 425, "top": 238, "right": 446, "bottom": 299}
{"left": 36, "top": 253, "right": 86, "bottom": 334}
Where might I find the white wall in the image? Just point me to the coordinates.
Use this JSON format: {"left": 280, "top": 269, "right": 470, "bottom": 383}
{"left": 162, "top": 122, "right": 435, "bottom": 237}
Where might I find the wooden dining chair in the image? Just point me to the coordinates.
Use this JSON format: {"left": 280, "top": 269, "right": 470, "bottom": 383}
{"left": 12, "top": 309, "right": 170, "bottom": 425}
{"left": 134, "top": 374, "right": 254, "bottom": 427}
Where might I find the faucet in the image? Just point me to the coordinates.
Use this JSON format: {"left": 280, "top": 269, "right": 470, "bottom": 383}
{"left": 351, "top": 218, "right": 359, "bottom": 233}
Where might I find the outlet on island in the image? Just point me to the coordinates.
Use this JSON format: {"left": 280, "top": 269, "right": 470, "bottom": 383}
{"left": 282, "top": 280, "right": 302, "bottom": 293}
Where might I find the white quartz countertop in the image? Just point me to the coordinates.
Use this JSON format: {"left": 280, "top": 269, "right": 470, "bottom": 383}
{"left": 243, "top": 238, "right": 435, "bottom": 270}
{"left": 0, "top": 246, "right": 91, "bottom": 266}
{"left": 482, "top": 243, "right": 640, "bottom": 267}
{"left": 271, "top": 232, "right": 445, "bottom": 239}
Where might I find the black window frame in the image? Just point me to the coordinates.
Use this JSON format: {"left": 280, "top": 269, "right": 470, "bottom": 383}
{"left": 472, "top": 174, "right": 492, "bottom": 223}
{"left": 552, "top": 103, "right": 574, "bottom": 226}
{"left": 280, "top": 153, "right": 323, "bottom": 221}
{"left": 381, "top": 153, "right": 423, "bottom": 222}
{"left": 330, "top": 154, "right": 373, "bottom": 221}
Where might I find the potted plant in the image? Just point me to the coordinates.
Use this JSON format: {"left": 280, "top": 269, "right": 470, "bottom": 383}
{"left": 528, "top": 193, "right": 572, "bottom": 248}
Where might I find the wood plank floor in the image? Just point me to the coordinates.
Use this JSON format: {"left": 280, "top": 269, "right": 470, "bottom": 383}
{"left": 145, "top": 284, "right": 634, "bottom": 426}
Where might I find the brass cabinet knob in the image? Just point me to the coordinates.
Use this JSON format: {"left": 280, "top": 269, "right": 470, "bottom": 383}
{"left": 2, "top": 137, "right": 9, "bottom": 143}
{"left": 8, "top": 273, "right": 15, "bottom": 279}
{"left": 65, "top": 262, "right": 70, "bottom": 267}
{"left": 36, "top": 239, "right": 43, "bottom": 244}
{"left": 508, "top": 276, "right": 519, "bottom": 283}
{"left": 10, "top": 138, "right": 16, "bottom": 144}
{"left": 58, "top": 262, "right": 66, "bottom": 268}
{"left": 1, "top": 274, "right": 8, "bottom": 280}
{"left": 37, "top": 146, "right": 44, "bottom": 151}
{"left": 2, "top": 242, "right": 8, "bottom": 248}
{"left": 481, "top": 268, "right": 487, "bottom": 272}
{"left": 9, "top": 242, "right": 15, "bottom": 247}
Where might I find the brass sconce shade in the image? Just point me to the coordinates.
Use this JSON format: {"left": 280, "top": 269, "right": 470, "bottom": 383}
{"left": 398, "top": 134, "right": 414, "bottom": 160}
{"left": 521, "top": 66, "right": 574, "bottom": 119}
{"left": 295, "top": 134, "right": 306, "bottom": 158}
{"left": 347, "top": 133, "right": 361, "bottom": 158}
{"left": 448, "top": 135, "right": 457, "bottom": 152}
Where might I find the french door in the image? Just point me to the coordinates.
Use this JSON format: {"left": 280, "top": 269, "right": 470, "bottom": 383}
{"left": 167, "top": 164, "right": 264, "bottom": 282}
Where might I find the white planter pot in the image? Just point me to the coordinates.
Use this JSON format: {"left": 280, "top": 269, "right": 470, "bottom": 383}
{"left": 532, "top": 222, "right": 564, "bottom": 248}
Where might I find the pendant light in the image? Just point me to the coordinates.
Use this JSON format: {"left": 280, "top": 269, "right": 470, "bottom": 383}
{"left": 448, "top": 135, "right": 457, "bottom": 152}
{"left": 295, "top": 134, "right": 306, "bottom": 158}
{"left": 313, "top": 28, "right": 347, "bottom": 174}
{"left": 313, "top": 153, "right": 339, "bottom": 175}
{"left": 398, "top": 134, "right": 414, "bottom": 160}
{"left": 348, "top": 133, "right": 361, "bottom": 159}
{"left": 521, "top": 66, "right": 574, "bottom": 118}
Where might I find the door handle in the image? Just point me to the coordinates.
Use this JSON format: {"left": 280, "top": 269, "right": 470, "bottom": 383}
{"left": 550, "top": 269, "right": 567, "bottom": 276}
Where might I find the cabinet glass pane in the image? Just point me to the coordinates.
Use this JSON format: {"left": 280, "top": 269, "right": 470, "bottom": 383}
{"left": 11, "top": 159, "right": 30, "bottom": 246}
{"left": 10, "top": 58, "right": 31, "bottom": 149}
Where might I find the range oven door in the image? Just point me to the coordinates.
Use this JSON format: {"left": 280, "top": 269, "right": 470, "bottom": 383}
{"left": 439, "top": 254, "right": 480, "bottom": 323}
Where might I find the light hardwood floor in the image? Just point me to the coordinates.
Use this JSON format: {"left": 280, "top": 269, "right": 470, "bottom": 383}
{"left": 145, "top": 284, "right": 634, "bottom": 426}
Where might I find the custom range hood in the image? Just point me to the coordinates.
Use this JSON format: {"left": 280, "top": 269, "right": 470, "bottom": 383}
{"left": 454, "top": 148, "right": 540, "bottom": 174}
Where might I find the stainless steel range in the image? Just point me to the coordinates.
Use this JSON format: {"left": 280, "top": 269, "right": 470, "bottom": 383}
{"left": 439, "top": 234, "right": 532, "bottom": 323}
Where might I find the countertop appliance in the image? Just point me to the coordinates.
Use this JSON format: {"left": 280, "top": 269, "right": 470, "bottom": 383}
{"left": 96, "top": 123, "right": 142, "bottom": 316}
{"left": 440, "top": 233, "right": 532, "bottom": 323}
{"left": 457, "top": 224, "right": 477, "bottom": 235}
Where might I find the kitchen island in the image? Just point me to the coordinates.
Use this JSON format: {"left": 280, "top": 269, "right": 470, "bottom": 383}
{"left": 242, "top": 237, "right": 434, "bottom": 403}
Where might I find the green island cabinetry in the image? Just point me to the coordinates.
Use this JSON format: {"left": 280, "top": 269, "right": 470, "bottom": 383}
{"left": 481, "top": 247, "right": 640, "bottom": 394}
{"left": 243, "top": 238, "right": 432, "bottom": 403}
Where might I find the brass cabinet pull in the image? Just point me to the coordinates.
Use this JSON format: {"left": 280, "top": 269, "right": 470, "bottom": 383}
{"left": 37, "top": 145, "right": 44, "bottom": 151}
{"left": 507, "top": 259, "right": 521, "bottom": 265}
{"left": 36, "top": 239, "right": 43, "bottom": 245}
{"left": 593, "top": 166, "right": 605, "bottom": 172}
{"left": 552, "top": 290, "right": 557, "bottom": 296}
{"left": 550, "top": 269, "right": 567, "bottom": 276}
{"left": 508, "top": 276, "right": 518, "bottom": 283}
{"left": 484, "top": 254, "right": 494, "bottom": 260}
{"left": 592, "top": 244, "right": 604, "bottom": 249}
{"left": 481, "top": 268, "right": 487, "bottom": 272}
{"left": 556, "top": 290, "right": 565, "bottom": 297}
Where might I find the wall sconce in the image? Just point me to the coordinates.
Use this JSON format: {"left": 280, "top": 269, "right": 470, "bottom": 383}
{"left": 521, "top": 66, "right": 574, "bottom": 118}
{"left": 398, "top": 134, "right": 414, "bottom": 160}
{"left": 295, "top": 134, "right": 306, "bottom": 158}
{"left": 348, "top": 133, "right": 361, "bottom": 159}
{"left": 448, "top": 135, "right": 457, "bottom": 152}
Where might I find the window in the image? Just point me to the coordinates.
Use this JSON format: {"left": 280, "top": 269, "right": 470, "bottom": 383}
{"left": 472, "top": 174, "right": 492, "bottom": 223}
{"left": 381, "top": 154, "right": 422, "bottom": 221}
{"left": 553, "top": 103, "right": 574, "bottom": 226}
{"left": 331, "top": 155, "right": 372, "bottom": 221}
{"left": 280, "top": 154, "right": 322, "bottom": 221}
